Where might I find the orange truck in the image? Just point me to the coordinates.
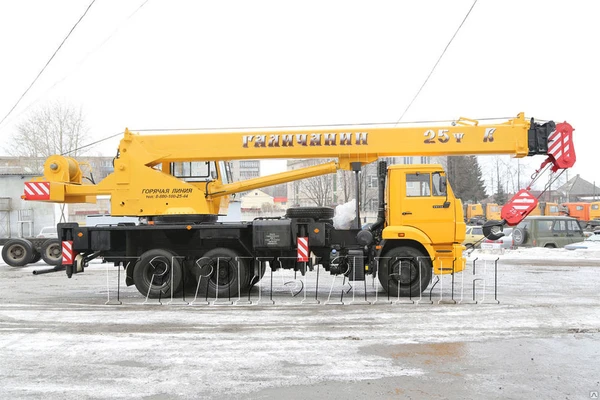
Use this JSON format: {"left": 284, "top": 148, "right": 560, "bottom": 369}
{"left": 561, "top": 202, "right": 600, "bottom": 228}
{"left": 561, "top": 202, "right": 590, "bottom": 221}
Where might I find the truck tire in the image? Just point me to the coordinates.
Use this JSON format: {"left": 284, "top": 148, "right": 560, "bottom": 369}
{"left": 378, "top": 246, "right": 432, "bottom": 297}
{"left": 30, "top": 250, "right": 42, "bottom": 264}
{"left": 285, "top": 207, "right": 334, "bottom": 220}
{"left": 133, "top": 249, "right": 183, "bottom": 298}
{"left": 512, "top": 227, "right": 527, "bottom": 246}
{"left": 2, "top": 239, "right": 34, "bottom": 267}
{"left": 196, "top": 248, "right": 247, "bottom": 299}
{"left": 248, "top": 259, "right": 268, "bottom": 287}
{"left": 41, "top": 239, "right": 62, "bottom": 266}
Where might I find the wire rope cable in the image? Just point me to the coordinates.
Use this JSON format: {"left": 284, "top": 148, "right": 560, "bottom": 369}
{"left": 395, "top": 0, "right": 478, "bottom": 124}
{"left": 0, "top": 0, "right": 97, "bottom": 128}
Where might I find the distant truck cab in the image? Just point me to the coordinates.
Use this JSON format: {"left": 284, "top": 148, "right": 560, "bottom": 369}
{"left": 528, "top": 202, "right": 560, "bottom": 216}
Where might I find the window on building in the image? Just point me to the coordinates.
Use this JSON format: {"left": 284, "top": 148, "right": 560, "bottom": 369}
{"left": 365, "top": 198, "right": 378, "bottom": 211}
{"left": 403, "top": 157, "right": 413, "bottom": 165}
{"left": 420, "top": 156, "right": 430, "bottom": 164}
{"left": 367, "top": 175, "right": 378, "bottom": 188}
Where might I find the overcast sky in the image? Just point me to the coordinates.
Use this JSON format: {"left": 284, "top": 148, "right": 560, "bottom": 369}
{"left": 0, "top": 0, "right": 598, "bottom": 190}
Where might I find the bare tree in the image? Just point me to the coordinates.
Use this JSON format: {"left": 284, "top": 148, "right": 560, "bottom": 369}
{"left": 10, "top": 101, "right": 89, "bottom": 159}
{"left": 339, "top": 170, "right": 354, "bottom": 204}
{"left": 297, "top": 160, "right": 335, "bottom": 206}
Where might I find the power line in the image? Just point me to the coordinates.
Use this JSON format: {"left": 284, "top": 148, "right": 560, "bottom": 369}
{"left": 0, "top": 0, "right": 97, "bottom": 128}
{"left": 0, "top": 0, "right": 151, "bottom": 131}
{"left": 129, "top": 115, "right": 514, "bottom": 133}
{"left": 61, "top": 131, "right": 123, "bottom": 156}
{"left": 396, "top": 0, "right": 479, "bottom": 124}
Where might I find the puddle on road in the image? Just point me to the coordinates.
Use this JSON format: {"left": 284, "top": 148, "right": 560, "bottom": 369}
{"left": 389, "top": 342, "right": 466, "bottom": 360}
{"left": 364, "top": 341, "right": 466, "bottom": 363}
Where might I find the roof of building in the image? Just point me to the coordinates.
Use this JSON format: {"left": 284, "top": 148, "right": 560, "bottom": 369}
{"left": 555, "top": 174, "right": 600, "bottom": 197}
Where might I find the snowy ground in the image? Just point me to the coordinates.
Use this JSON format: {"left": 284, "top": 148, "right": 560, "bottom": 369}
{"left": 0, "top": 247, "right": 599, "bottom": 399}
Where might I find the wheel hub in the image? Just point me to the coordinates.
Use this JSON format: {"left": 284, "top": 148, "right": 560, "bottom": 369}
{"left": 148, "top": 260, "right": 170, "bottom": 286}
{"left": 392, "top": 259, "right": 417, "bottom": 284}
{"left": 9, "top": 246, "right": 25, "bottom": 259}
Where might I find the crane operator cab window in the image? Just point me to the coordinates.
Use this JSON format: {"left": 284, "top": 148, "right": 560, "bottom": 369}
{"left": 171, "top": 161, "right": 214, "bottom": 182}
{"left": 170, "top": 161, "right": 233, "bottom": 184}
{"left": 406, "top": 172, "right": 446, "bottom": 197}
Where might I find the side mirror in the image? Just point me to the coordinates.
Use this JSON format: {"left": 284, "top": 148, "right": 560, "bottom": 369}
{"left": 440, "top": 176, "right": 447, "bottom": 192}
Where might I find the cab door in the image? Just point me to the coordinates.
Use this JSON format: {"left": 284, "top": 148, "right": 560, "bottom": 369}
{"left": 392, "top": 169, "right": 456, "bottom": 244}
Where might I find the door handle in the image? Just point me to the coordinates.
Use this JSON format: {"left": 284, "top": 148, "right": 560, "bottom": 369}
{"left": 402, "top": 212, "right": 412, "bottom": 215}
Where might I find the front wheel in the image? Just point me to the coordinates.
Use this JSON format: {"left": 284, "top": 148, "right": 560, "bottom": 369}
{"left": 378, "top": 246, "right": 432, "bottom": 297}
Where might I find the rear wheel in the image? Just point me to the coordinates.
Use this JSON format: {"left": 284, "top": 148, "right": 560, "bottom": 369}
{"left": 133, "top": 249, "right": 183, "bottom": 298}
{"left": 195, "top": 248, "right": 247, "bottom": 298}
{"left": 2, "top": 239, "right": 34, "bottom": 267}
{"left": 378, "top": 246, "right": 432, "bottom": 297}
{"left": 41, "top": 239, "right": 62, "bottom": 265}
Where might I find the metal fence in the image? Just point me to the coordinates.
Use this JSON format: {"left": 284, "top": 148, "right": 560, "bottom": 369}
{"left": 100, "top": 256, "right": 501, "bottom": 306}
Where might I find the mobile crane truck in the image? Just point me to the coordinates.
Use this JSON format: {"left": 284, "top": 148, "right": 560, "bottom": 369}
{"left": 19, "top": 113, "right": 575, "bottom": 298}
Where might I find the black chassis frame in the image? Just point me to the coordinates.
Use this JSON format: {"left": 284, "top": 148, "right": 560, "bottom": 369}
{"left": 57, "top": 218, "right": 370, "bottom": 284}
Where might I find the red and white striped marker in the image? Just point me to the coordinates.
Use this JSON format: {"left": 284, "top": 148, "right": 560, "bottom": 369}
{"left": 297, "top": 237, "right": 308, "bottom": 262}
{"left": 62, "top": 241, "right": 74, "bottom": 265}
{"left": 547, "top": 122, "right": 575, "bottom": 171}
{"left": 502, "top": 189, "right": 539, "bottom": 226}
{"left": 23, "top": 182, "right": 50, "bottom": 200}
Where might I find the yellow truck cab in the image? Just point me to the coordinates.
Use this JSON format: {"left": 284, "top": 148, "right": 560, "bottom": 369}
{"left": 383, "top": 164, "right": 465, "bottom": 276}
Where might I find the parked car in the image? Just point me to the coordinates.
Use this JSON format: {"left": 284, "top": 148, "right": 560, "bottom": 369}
{"left": 463, "top": 225, "right": 485, "bottom": 248}
{"left": 512, "top": 216, "right": 584, "bottom": 248}
{"left": 36, "top": 226, "right": 57, "bottom": 239}
{"left": 564, "top": 233, "right": 600, "bottom": 250}
{"left": 481, "top": 227, "right": 513, "bottom": 250}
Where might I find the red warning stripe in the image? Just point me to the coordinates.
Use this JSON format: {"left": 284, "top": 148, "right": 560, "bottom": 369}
{"left": 547, "top": 122, "right": 576, "bottom": 171}
{"left": 297, "top": 237, "right": 308, "bottom": 262}
{"left": 62, "top": 241, "right": 74, "bottom": 265}
{"left": 23, "top": 182, "right": 50, "bottom": 200}
{"left": 501, "top": 189, "right": 539, "bottom": 226}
